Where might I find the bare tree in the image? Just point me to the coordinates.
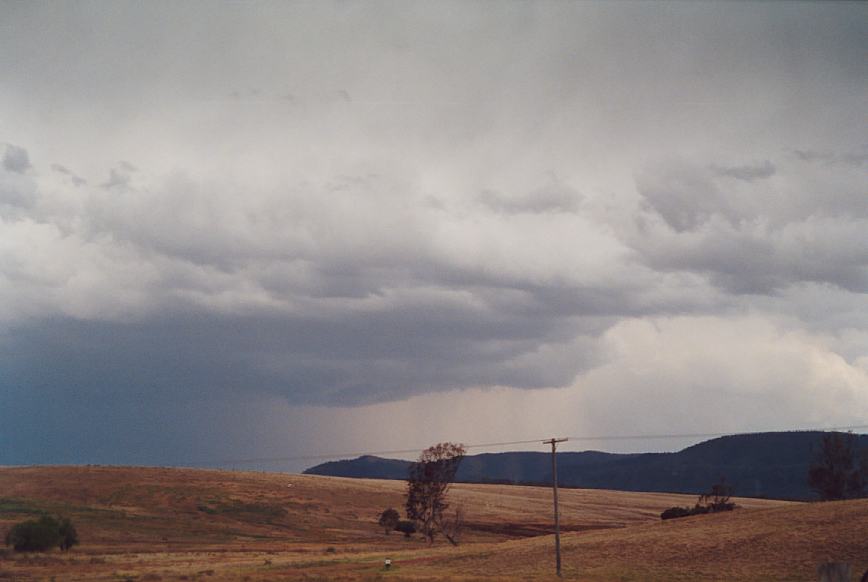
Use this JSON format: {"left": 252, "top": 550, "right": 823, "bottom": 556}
{"left": 405, "top": 442, "right": 466, "bottom": 544}
{"left": 697, "top": 477, "right": 734, "bottom": 512}
{"left": 808, "top": 432, "right": 866, "bottom": 501}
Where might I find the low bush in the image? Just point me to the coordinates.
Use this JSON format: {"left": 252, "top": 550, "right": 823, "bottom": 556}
{"left": 660, "top": 479, "right": 736, "bottom": 520}
{"left": 58, "top": 517, "right": 78, "bottom": 551}
{"left": 378, "top": 508, "right": 400, "bottom": 534}
{"left": 4, "top": 515, "right": 78, "bottom": 552}
{"left": 395, "top": 520, "right": 416, "bottom": 538}
{"left": 660, "top": 506, "right": 692, "bottom": 520}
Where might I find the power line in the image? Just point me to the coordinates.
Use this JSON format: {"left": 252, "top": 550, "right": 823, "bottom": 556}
{"left": 186, "top": 423, "right": 868, "bottom": 468}
{"left": 198, "top": 438, "right": 550, "bottom": 466}
{"left": 569, "top": 424, "right": 868, "bottom": 441}
{"left": 566, "top": 423, "right": 868, "bottom": 442}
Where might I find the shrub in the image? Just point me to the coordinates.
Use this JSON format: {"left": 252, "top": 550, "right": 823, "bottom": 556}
{"left": 395, "top": 520, "right": 416, "bottom": 538}
{"left": 660, "top": 506, "right": 692, "bottom": 520}
{"left": 5, "top": 515, "right": 60, "bottom": 552}
{"left": 4, "top": 515, "right": 78, "bottom": 552}
{"left": 660, "top": 479, "right": 736, "bottom": 520}
{"left": 378, "top": 508, "right": 400, "bottom": 534}
{"left": 58, "top": 517, "right": 78, "bottom": 551}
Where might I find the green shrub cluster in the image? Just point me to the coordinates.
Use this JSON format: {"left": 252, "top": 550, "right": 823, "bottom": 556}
{"left": 4, "top": 515, "right": 78, "bottom": 552}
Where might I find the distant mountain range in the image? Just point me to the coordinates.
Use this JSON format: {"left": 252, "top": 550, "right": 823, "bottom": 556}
{"left": 304, "top": 431, "right": 868, "bottom": 500}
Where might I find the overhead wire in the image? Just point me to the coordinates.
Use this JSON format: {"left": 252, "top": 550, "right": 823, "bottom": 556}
{"left": 565, "top": 423, "right": 868, "bottom": 442}
{"left": 197, "top": 438, "right": 551, "bottom": 466}
{"left": 185, "top": 423, "right": 868, "bottom": 468}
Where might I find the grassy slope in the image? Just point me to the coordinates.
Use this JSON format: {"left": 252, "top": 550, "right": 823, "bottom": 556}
{"left": 409, "top": 499, "right": 868, "bottom": 581}
{"left": 2, "top": 466, "right": 855, "bottom": 581}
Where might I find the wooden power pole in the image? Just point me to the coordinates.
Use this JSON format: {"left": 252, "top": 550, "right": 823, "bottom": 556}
{"left": 544, "top": 437, "right": 568, "bottom": 577}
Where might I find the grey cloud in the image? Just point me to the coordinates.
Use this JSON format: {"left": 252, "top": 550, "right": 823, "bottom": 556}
{"left": 1, "top": 1, "right": 867, "bottom": 465}
{"left": 0, "top": 156, "right": 637, "bottom": 405}
{"left": 0, "top": 151, "right": 702, "bottom": 411}
{"left": 0, "top": 159, "right": 37, "bottom": 211}
{"left": 0, "top": 181, "right": 37, "bottom": 210}
{"left": 638, "top": 225, "right": 868, "bottom": 295}
{"left": 793, "top": 149, "right": 831, "bottom": 163}
{"left": 630, "top": 156, "right": 868, "bottom": 294}
{"left": 51, "top": 163, "right": 87, "bottom": 186}
{"left": 227, "top": 89, "right": 299, "bottom": 104}
{"left": 793, "top": 148, "right": 868, "bottom": 167}
{"left": 839, "top": 152, "right": 868, "bottom": 166}
{"left": 636, "top": 162, "right": 736, "bottom": 232}
{"left": 3, "top": 144, "right": 31, "bottom": 174}
{"left": 101, "top": 166, "right": 133, "bottom": 189}
{"left": 477, "top": 181, "right": 582, "bottom": 215}
{"left": 2, "top": 139, "right": 863, "bottom": 414}
{"left": 711, "top": 160, "right": 776, "bottom": 182}
{"left": 50, "top": 163, "right": 70, "bottom": 173}
{"left": 637, "top": 152, "right": 868, "bottom": 227}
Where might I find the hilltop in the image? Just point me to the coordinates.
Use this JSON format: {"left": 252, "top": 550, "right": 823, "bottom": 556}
{"left": 306, "top": 431, "right": 868, "bottom": 499}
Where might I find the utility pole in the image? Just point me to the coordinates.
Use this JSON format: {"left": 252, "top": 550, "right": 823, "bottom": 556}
{"left": 544, "top": 437, "right": 568, "bottom": 577}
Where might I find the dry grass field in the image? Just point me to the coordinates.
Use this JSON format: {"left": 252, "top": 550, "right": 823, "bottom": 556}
{"left": 0, "top": 466, "right": 862, "bottom": 581}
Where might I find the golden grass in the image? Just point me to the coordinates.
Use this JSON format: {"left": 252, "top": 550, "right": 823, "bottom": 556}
{"left": 1, "top": 465, "right": 857, "bottom": 581}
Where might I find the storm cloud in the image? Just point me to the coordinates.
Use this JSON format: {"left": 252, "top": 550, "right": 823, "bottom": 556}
{"left": 1, "top": 1, "right": 866, "bottom": 468}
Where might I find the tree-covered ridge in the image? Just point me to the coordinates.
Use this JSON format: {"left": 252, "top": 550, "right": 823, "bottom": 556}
{"left": 304, "top": 432, "right": 868, "bottom": 500}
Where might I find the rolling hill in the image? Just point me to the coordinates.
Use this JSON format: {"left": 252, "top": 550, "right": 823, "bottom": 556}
{"left": 1, "top": 466, "right": 865, "bottom": 580}
{"left": 306, "top": 431, "right": 868, "bottom": 499}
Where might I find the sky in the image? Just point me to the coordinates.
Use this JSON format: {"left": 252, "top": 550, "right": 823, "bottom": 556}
{"left": 1, "top": 1, "right": 867, "bottom": 473}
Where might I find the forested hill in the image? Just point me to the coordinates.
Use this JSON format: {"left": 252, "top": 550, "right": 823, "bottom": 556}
{"left": 304, "top": 431, "right": 868, "bottom": 500}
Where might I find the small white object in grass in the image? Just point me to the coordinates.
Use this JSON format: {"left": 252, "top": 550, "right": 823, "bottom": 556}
{"left": 287, "top": 484, "right": 293, "bottom": 487}
{"left": 384, "top": 558, "right": 392, "bottom": 569}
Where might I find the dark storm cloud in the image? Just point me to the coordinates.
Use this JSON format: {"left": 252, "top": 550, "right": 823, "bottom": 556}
{"left": 1, "top": 1, "right": 867, "bottom": 465}
{"left": 1, "top": 298, "right": 603, "bottom": 408}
